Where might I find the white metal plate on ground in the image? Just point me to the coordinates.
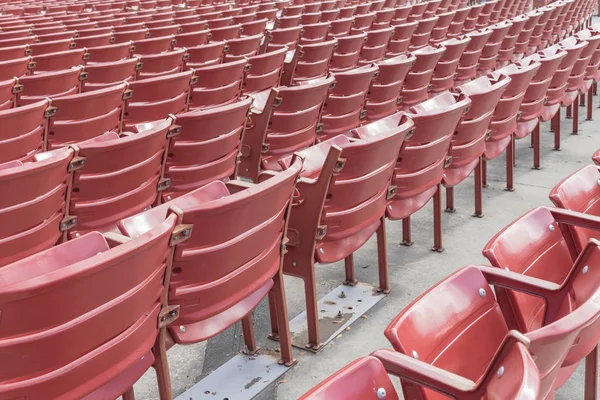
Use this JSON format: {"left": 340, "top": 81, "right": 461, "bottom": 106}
{"left": 288, "top": 282, "right": 386, "bottom": 352}
{"left": 175, "top": 353, "right": 289, "bottom": 400}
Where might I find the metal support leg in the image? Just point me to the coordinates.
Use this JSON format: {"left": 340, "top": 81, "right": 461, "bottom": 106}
{"left": 589, "top": 86, "right": 594, "bottom": 120}
{"left": 533, "top": 121, "right": 541, "bottom": 169}
{"left": 585, "top": 346, "right": 598, "bottom": 400}
{"left": 482, "top": 157, "right": 488, "bottom": 188}
{"left": 573, "top": 94, "right": 579, "bottom": 134}
{"left": 554, "top": 110, "right": 561, "bottom": 150}
{"left": 303, "top": 270, "right": 322, "bottom": 351}
{"left": 506, "top": 136, "right": 515, "bottom": 191}
{"left": 241, "top": 313, "right": 259, "bottom": 355}
{"left": 122, "top": 388, "right": 135, "bottom": 400}
{"left": 401, "top": 217, "right": 413, "bottom": 246}
{"left": 271, "top": 268, "right": 295, "bottom": 365}
{"left": 344, "top": 254, "right": 357, "bottom": 286}
{"left": 432, "top": 183, "right": 443, "bottom": 252}
{"left": 445, "top": 186, "right": 456, "bottom": 212}
{"left": 474, "top": 156, "right": 483, "bottom": 217}
{"left": 376, "top": 216, "right": 390, "bottom": 293}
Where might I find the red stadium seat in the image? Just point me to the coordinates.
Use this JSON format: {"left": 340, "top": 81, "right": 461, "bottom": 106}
{"left": 401, "top": 44, "right": 445, "bottom": 108}
{"left": 386, "top": 91, "right": 471, "bottom": 251}
{"left": 83, "top": 58, "right": 140, "bottom": 91}
{"left": 443, "top": 74, "right": 511, "bottom": 217}
{"left": 238, "top": 76, "right": 333, "bottom": 182}
{"left": 86, "top": 42, "right": 134, "bottom": 63}
{"left": 117, "top": 156, "right": 302, "bottom": 367}
{"left": 300, "top": 350, "right": 540, "bottom": 400}
{"left": 264, "top": 25, "right": 302, "bottom": 52}
{"left": 430, "top": 35, "right": 470, "bottom": 94}
{"left": 275, "top": 115, "right": 411, "bottom": 349}
{"left": 186, "top": 42, "right": 226, "bottom": 68}
{"left": 18, "top": 67, "right": 85, "bottom": 106}
{"left": 281, "top": 40, "right": 336, "bottom": 85}
{"left": 162, "top": 96, "right": 253, "bottom": 201}
{"left": 358, "top": 27, "right": 394, "bottom": 65}
{"left": 242, "top": 47, "right": 287, "bottom": 94}
{"left": 455, "top": 28, "right": 492, "bottom": 83}
{"left": 32, "top": 49, "right": 86, "bottom": 73}
{"left": 387, "top": 21, "right": 418, "bottom": 56}
{"left": 0, "top": 203, "right": 179, "bottom": 398}
{"left": 188, "top": 58, "right": 246, "bottom": 109}
{"left": 224, "top": 34, "right": 263, "bottom": 61}
{"left": 330, "top": 33, "right": 366, "bottom": 72}
{"left": 137, "top": 49, "right": 186, "bottom": 78}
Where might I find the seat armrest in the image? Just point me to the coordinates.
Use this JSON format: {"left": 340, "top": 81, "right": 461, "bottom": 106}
{"left": 549, "top": 206, "right": 600, "bottom": 231}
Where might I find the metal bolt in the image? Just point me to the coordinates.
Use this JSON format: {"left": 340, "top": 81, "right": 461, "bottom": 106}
{"left": 167, "top": 196, "right": 172, "bottom": 201}
{"left": 292, "top": 261, "right": 297, "bottom": 266}
{"left": 75, "top": 233, "right": 80, "bottom": 238}
{"left": 549, "top": 224, "right": 555, "bottom": 232}
{"left": 170, "top": 310, "right": 177, "bottom": 317}
{"left": 376, "top": 387, "right": 387, "bottom": 399}
{"left": 182, "top": 229, "right": 190, "bottom": 236}
{"left": 412, "top": 350, "right": 419, "bottom": 359}
{"left": 319, "top": 248, "right": 324, "bottom": 254}
{"left": 583, "top": 265, "right": 589, "bottom": 275}
{"left": 179, "top": 325, "right": 186, "bottom": 333}
{"left": 479, "top": 288, "right": 486, "bottom": 297}
{"left": 597, "top": 179, "right": 600, "bottom": 186}
{"left": 388, "top": 205, "right": 393, "bottom": 210}
{"left": 497, "top": 366, "right": 505, "bottom": 378}
{"left": 505, "top": 267, "right": 510, "bottom": 271}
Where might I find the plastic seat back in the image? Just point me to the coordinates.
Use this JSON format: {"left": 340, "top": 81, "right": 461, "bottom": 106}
{"left": 455, "top": 28, "right": 492, "bottom": 82}
{"left": 164, "top": 96, "right": 253, "bottom": 200}
{"left": 48, "top": 84, "right": 127, "bottom": 149}
{"left": 321, "top": 65, "right": 378, "bottom": 140}
{"left": 133, "top": 35, "right": 175, "bottom": 55}
{"left": 32, "top": 49, "right": 86, "bottom": 73}
{"left": 117, "top": 157, "right": 302, "bottom": 344}
{"left": 224, "top": 34, "right": 263, "bottom": 61}
{"left": 124, "top": 70, "right": 195, "bottom": 128}
{"left": 409, "top": 16, "right": 438, "bottom": 50}
{"left": 402, "top": 44, "right": 446, "bottom": 107}
{"left": 0, "top": 56, "right": 35, "bottom": 80}
{"left": 0, "top": 212, "right": 176, "bottom": 398}
{"left": 265, "top": 25, "right": 302, "bottom": 51}
{"left": 387, "top": 92, "right": 471, "bottom": 220}
{"left": 300, "top": 22, "right": 330, "bottom": 45}
{"left": 444, "top": 74, "right": 510, "bottom": 188}
{"left": 137, "top": 49, "right": 186, "bottom": 79}
{"left": 86, "top": 42, "right": 134, "bottom": 63}
{"left": 549, "top": 165, "right": 600, "bottom": 253}
{"left": 282, "top": 40, "right": 336, "bottom": 85}
{"left": 243, "top": 47, "right": 287, "bottom": 94}
{"left": 0, "top": 147, "right": 71, "bottom": 267}
{"left": 83, "top": 58, "right": 140, "bottom": 92}
{"left": 189, "top": 58, "right": 246, "bottom": 109}
{"left": 69, "top": 120, "right": 172, "bottom": 235}
{"left": 365, "top": 53, "right": 416, "bottom": 121}
{"left": 431, "top": 36, "right": 470, "bottom": 93}
{"left": 358, "top": 27, "right": 394, "bottom": 65}
{"left": 18, "top": 68, "right": 85, "bottom": 106}
{"left": 330, "top": 33, "right": 366, "bottom": 72}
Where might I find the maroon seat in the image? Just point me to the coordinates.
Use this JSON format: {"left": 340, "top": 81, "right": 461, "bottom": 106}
{"left": 443, "top": 74, "right": 511, "bottom": 217}
{"left": 281, "top": 40, "right": 336, "bottom": 85}
{"left": 117, "top": 156, "right": 302, "bottom": 367}
{"left": 83, "top": 58, "right": 140, "bottom": 92}
{"left": 358, "top": 27, "right": 394, "bottom": 65}
{"left": 188, "top": 58, "right": 246, "bottom": 109}
{"left": 430, "top": 36, "right": 470, "bottom": 94}
{"left": 387, "top": 21, "right": 418, "bottom": 57}
{"left": 330, "top": 33, "right": 366, "bottom": 72}
{"left": 242, "top": 47, "right": 287, "bottom": 94}
{"left": 455, "top": 28, "right": 492, "bottom": 84}
{"left": 401, "top": 44, "right": 445, "bottom": 108}
{"left": 386, "top": 91, "right": 471, "bottom": 251}
{"left": 276, "top": 114, "right": 412, "bottom": 349}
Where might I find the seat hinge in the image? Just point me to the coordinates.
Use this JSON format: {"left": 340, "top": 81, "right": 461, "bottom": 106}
{"left": 315, "top": 225, "right": 327, "bottom": 240}
{"left": 170, "top": 223, "right": 193, "bottom": 246}
{"left": 60, "top": 215, "right": 77, "bottom": 231}
{"left": 386, "top": 185, "right": 397, "bottom": 200}
{"left": 334, "top": 157, "right": 346, "bottom": 172}
{"left": 444, "top": 155, "right": 453, "bottom": 168}
{"left": 158, "top": 304, "right": 180, "bottom": 328}
{"left": 68, "top": 155, "right": 87, "bottom": 171}
{"left": 157, "top": 178, "right": 172, "bottom": 191}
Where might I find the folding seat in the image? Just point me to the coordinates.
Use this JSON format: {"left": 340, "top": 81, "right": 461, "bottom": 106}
{"left": 86, "top": 42, "right": 134, "bottom": 63}
{"left": 64, "top": 120, "right": 174, "bottom": 235}
{"left": 461, "top": 2, "right": 484, "bottom": 33}
{"left": 329, "top": 34, "right": 365, "bottom": 72}
{"left": 0, "top": 147, "right": 73, "bottom": 268}
{"left": 264, "top": 108, "right": 413, "bottom": 351}
{"left": 454, "top": 28, "right": 492, "bottom": 84}
{"left": 408, "top": 16, "right": 438, "bottom": 51}
{"left": 0, "top": 29, "right": 31, "bottom": 41}
{"left": 517, "top": 46, "right": 567, "bottom": 170}
{"left": 146, "top": 19, "right": 176, "bottom": 30}
{"left": 387, "top": 92, "right": 470, "bottom": 250}
{"left": 28, "top": 38, "right": 75, "bottom": 56}
{"left": 484, "top": 59, "right": 540, "bottom": 191}
{"left": 239, "top": 18, "right": 268, "bottom": 37}
{"left": 281, "top": 40, "right": 336, "bottom": 85}
{"left": 300, "top": 22, "right": 329, "bottom": 45}
{"left": 530, "top": 6, "right": 554, "bottom": 51}
{"left": 385, "top": 261, "right": 600, "bottom": 400}
{"left": 174, "top": 29, "right": 211, "bottom": 48}
{"left": 46, "top": 84, "right": 128, "bottom": 149}
{"left": 371, "top": 8, "right": 395, "bottom": 30}
{"left": 18, "top": 67, "right": 86, "bottom": 107}
{"left": 542, "top": 37, "right": 587, "bottom": 151}
{"left": 276, "top": 14, "right": 302, "bottom": 29}
{"left": 207, "top": 17, "right": 235, "bottom": 30}
{"left": 224, "top": 34, "right": 263, "bottom": 61}
{"left": 83, "top": 58, "right": 138, "bottom": 92}
{"left": 401, "top": 44, "right": 446, "bottom": 108}
{"left": 32, "top": 26, "right": 69, "bottom": 38}
{"left": 474, "top": 0, "right": 497, "bottom": 29}
{"left": 147, "top": 25, "right": 181, "bottom": 39}
{"left": 210, "top": 24, "right": 243, "bottom": 42}
{"left": 482, "top": 206, "right": 600, "bottom": 397}
{"left": 386, "top": 21, "right": 417, "bottom": 56}
{"left": 113, "top": 28, "right": 149, "bottom": 44}
{"left": 0, "top": 99, "right": 52, "bottom": 165}
{"left": 185, "top": 42, "right": 226, "bottom": 68}
{"left": 242, "top": 47, "right": 287, "bottom": 94}
{"left": 430, "top": 36, "right": 470, "bottom": 94}
{"left": 32, "top": 49, "right": 86, "bottom": 73}
{"left": 36, "top": 31, "right": 77, "bottom": 43}
{"left": 116, "top": 154, "right": 300, "bottom": 371}
{"left": 355, "top": 3, "right": 373, "bottom": 15}
{"left": 541, "top": 3, "right": 563, "bottom": 49}
{"left": 443, "top": 74, "right": 510, "bottom": 217}
{"left": 327, "top": 17, "right": 354, "bottom": 39}
{"left": 490, "top": 0, "right": 507, "bottom": 22}
{"left": 72, "top": 33, "right": 113, "bottom": 49}
{"left": 554, "top": 0, "right": 575, "bottom": 41}
{"left": 429, "top": 10, "right": 455, "bottom": 44}
{"left": 407, "top": 2, "right": 428, "bottom": 21}
{"left": 350, "top": 12, "right": 376, "bottom": 34}
{"left": 339, "top": 5, "right": 357, "bottom": 18}
{"left": 255, "top": 9, "right": 278, "bottom": 22}
{"left": 364, "top": 53, "right": 415, "bottom": 121}
{"left": 161, "top": 96, "right": 252, "bottom": 201}
{"left": 178, "top": 20, "right": 210, "bottom": 35}
{"left": 513, "top": 9, "right": 543, "bottom": 61}
{"left": 497, "top": 15, "right": 529, "bottom": 68}
{"left": 221, "top": 7, "right": 244, "bottom": 17}
{"left": 300, "top": 349, "right": 540, "bottom": 399}
{"left": 319, "top": 65, "right": 378, "bottom": 140}
{"left": 477, "top": 21, "right": 513, "bottom": 76}
{"left": 321, "top": 8, "right": 340, "bottom": 21}
{"left": 562, "top": 35, "right": 598, "bottom": 134}
{"left": 133, "top": 36, "right": 175, "bottom": 55}
{"left": 238, "top": 77, "right": 333, "bottom": 182}
{"left": 0, "top": 35, "right": 36, "bottom": 48}
{"left": 300, "top": 12, "right": 322, "bottom": 25}
{"left": 123, "top": 70, "right": 196, "bottom": 129}
{"left": 174, "top": 15, "right": 200, "bottom": 25}
{"left": 188, "top": 58, "right": 246, "bottom": 109}
{"left": 137, "top": 48, "right": 187, "bottom": 79}
{"left": 264, "top": 26, "right": 302, "bottom": 51}
{"left": 0, "top": 56, "right": 35, "bottom": 81}
{"left": 358, "top": 27, "right": 393, "bottom": 65}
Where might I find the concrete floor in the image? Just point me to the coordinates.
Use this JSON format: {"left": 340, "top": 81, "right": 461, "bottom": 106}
{"left": 134, "top": 89, "right": 600, "bottom": 400}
